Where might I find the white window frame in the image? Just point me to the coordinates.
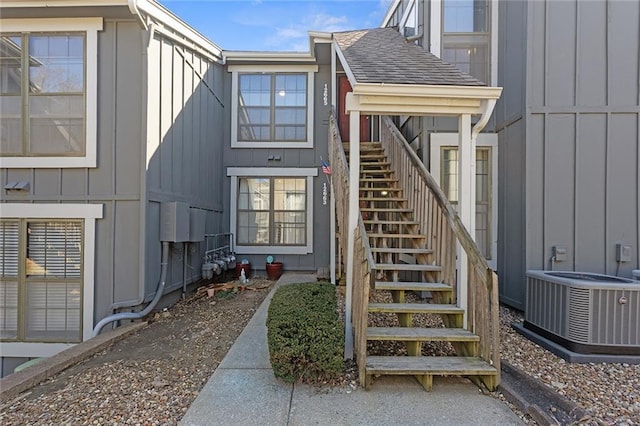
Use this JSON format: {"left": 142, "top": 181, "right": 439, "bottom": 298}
{"left": 0, "top": 203, "right": 103, "bottom": 358}
{"left": 430, "top": 0, "right": 498, "bottom": 86}
{"left": 228, "top": 167, "right": 318, "bottom": 255}
{"left": 430, "top": 133, "right": 498, "bottom": 270}
{"left": 229, "top": 65, "right": 318, "bottom": 148}
{"left": 0, "top": 18, "right": 102, "bottom": 168}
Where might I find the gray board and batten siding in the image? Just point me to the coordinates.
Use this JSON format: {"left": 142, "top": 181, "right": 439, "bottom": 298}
{"left": 0, "top": 6, "right": 226, "bottom": 375}
{"left": 497, "top": 0, "right": 640, "bottom": 309}
{"left": 221, "top": 43, "right": 333, "bottom": 274}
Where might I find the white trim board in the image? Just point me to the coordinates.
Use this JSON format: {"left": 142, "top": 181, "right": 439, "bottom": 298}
{"left": 227, "top": 168, "right": 318, "bottom": 255}
{"left": 0, "top": 18, "right": 102, "bottom": 169}
{"left": 0, "top": 203, "right": 103, "bottom": 358}
{"left": 430, "top": 133, "right": 498, "bottom": 270}
{"left": 229, "top": 65, "right": 318, "bottom": 149}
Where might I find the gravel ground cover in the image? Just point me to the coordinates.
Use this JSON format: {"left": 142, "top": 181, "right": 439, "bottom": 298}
{"left": 500, "top": 306, "right": 640, "bottom": 425}
{"left": 3, "top": 281, "right": 638, "bottom": 425}
{"left": 0, "top": 278, "right": 273, "bottom": 426}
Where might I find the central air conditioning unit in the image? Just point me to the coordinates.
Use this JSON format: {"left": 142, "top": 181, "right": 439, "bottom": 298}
{"left": 524, "top": 271, "right": 640, "bottom": 356}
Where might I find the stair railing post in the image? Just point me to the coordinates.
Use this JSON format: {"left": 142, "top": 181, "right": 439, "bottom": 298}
{"left": 344, "top": 93, "right": 361, "bottom": 360}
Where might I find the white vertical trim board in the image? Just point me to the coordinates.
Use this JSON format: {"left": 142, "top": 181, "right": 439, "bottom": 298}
{"left": 430, "top": 132, "right": 498, "bottom": 270}
{"left": 0, "top": 203, "right": 104, "bottom": 357}
{"left": 227, "top": 168, "right": 318, "bottom": 255}
{"left": 0, "top": 18, "right": 103, "bottom": 168}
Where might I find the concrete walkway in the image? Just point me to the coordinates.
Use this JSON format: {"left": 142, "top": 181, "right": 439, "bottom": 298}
{"left": 180, "top": 273, "right": 524, "bottom": 426}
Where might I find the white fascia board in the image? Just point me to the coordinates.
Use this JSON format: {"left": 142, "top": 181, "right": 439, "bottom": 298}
{"left": 352, "top": 83, "right": 503, "bottom": 100}
{"left": 224, "top": 51, "right": 316, "bottom": 63}
{"left": 380, "top": 0, "right": 402, "bottom": 27}
{"left": 131, "top": 0, "right": 222, "bottom": 59}
{"left": 227, "top": 64, "right": 318, "bottom": 72}
{"left": 332, "top": 41, "right": 358, "bottom": 88}
{"left": 0, "top": 1, "right": 125, "bottom": 6}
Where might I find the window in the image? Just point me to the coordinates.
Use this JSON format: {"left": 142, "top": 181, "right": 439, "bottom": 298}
{"left": 441, "top": 0, "right": 490, "bottom": 84}
{"left": 238, "top": 74, "right": 307, "bottom": 142}
{"left": 1, "top": 220, "right": 83, "bottom": 342}
{"left": 230, "top": 65, "right": 317, "bottom": 148}
{"left": 0, "top": 18, "right": 102, "bottom": 168}
{"left": 228, "top": 168, "right": 317, "bottom": 255}
{"left": 0, "top": 203, "right": 102, "bottom": 358}
{"left": 237, "top": 178, "right": 307, "bottom": 246}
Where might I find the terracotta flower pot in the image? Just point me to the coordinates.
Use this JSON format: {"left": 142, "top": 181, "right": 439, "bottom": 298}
{"left": 266, "top": 262, "right": 283, "bottom": 280}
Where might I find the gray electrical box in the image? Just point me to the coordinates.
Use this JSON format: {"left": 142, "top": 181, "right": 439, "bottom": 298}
{"left": 189, "top": 208, "right": 206, "bottom": 242}
{"left": 616, "top": 244, "right": 632, "bottom": 262}
{"left": 160, "top": 202, "right": 190, "bottom": 242}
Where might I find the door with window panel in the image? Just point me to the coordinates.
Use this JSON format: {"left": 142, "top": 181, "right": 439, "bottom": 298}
{"left": 441, "top": 147, "right": 492, "bottom": 260}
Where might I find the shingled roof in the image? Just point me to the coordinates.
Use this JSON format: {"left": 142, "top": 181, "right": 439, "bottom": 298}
{"left": 333, "top": 28, "right": 485, "bottom": 87}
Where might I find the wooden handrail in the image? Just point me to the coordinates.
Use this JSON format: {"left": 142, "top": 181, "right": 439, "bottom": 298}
{"left": 381, "top": 116, "right": 491, "bottom": 279}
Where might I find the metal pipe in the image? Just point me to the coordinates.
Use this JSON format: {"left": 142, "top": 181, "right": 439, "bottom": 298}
{"left": 92, "top": 241, "right": 170, "bottom": 337}
{"left": 182, "top": 242, "right": 188, "bottom": 299}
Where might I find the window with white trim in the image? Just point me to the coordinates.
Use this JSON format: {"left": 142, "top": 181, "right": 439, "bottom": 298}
{"left": 0, "top": 18, "right": 102, "bottom": 168}
{"left": 230, "top": 65, "right": 317, "bottom": 148}
{"left": 441, "top": 0, "right": 490, "bottom": 84}
{"left": 1, "top": 220, "right": 83, "bottom": 342}
{"left": 237, "top": 177, "right": 307, "bottom": 246}
{"left": 228, "top": 167, "right": 317, "bottom": 255}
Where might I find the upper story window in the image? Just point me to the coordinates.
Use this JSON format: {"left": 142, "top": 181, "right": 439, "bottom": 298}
{"left": 442, "top": 0, "right": 490, "bottom": 84}
{"left": 0, "top": 18, "right": 102, "bottom": 168}
{"left": 229, "top": 65, "right": 317, "bottom": 148}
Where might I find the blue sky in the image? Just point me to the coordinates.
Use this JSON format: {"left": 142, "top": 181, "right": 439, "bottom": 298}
{"left": 159, "top": 0, "right": 391, "bottom": 51}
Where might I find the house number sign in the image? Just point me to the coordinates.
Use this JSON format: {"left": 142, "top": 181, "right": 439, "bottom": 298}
{"left": 322, "top": 182, "right": 328, "bottom": 205}
{"left": 323, "top": 83, "right": 328, "bottom": 106}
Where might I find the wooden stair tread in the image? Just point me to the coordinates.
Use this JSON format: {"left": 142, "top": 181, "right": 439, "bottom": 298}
{"left": 360, "top": 208, "right": 413, "bottom": 212}
{"left": 360, "top": 197, "right": 407, "bottom": 202}
{"left": 367, "top": 327, "right": 479, "bottom": 342}
{"left": 374, "top": 263, "right": 442, "bottom": 272}
{"left": 365, "top": 219, "right": 419, "bottom": 225}
{"left": 371, "top": 248, "right": 432, "bottom": 255}
{"left": 368, "top": 233, "right": 425, "bottom": 238}
{"left": 359, "top": 178, "right": 399, "bottom": 182}
{"left": 374, "top": 281, "right": 451, "bottom": 291}
{"left": 365, "top": 356, "right": 498, "bottom": 376}
{"left": 368, "top": 303, "right": 463, "bottom": 314}
{"left": 360, "top": 187, "right": 403, "bottom": 192}
{"left": 361, "top": 170, "right": 394, "bottom": 173}
{"left": 360, "top": 161, "right": 391, "bottom": 166}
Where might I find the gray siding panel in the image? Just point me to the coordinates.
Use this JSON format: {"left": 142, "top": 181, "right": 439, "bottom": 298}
{"left": 143, "top": 32, "right": 226, "bottom": 296}
{"left": 544, "top": 114, "right": 576, "bottom": 269}
{"left": 575, "top": 114, "right": 607, "bottom": 272}
{"left": 545, "top": 1, "right": 576, "bottom": 107}
{"left": 577, "top": 1, "right": 607, "bottom": 107}
{"left": 607, "top": 113, "right": 639, "bottom": 276}
{"left": 608, "top": 0, "right": 640, "bottom": 107}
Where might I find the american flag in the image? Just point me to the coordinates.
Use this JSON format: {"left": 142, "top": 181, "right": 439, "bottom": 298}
{"left": 321, "top": 159, "right": 332, "bottom": 175}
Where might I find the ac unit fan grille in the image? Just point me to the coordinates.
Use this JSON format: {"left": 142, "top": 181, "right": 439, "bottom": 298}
{"left": 567, "top": 287, "right": 591, "bottom": 343}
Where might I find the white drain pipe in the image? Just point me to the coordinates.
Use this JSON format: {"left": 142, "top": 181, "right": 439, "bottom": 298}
{"left": 92, "top": 241, "right": 170, "bottom": 337}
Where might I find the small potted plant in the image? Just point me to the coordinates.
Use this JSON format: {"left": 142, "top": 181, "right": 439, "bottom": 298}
{"left": 265, "top": 255, "right": 283, "bottom": 280}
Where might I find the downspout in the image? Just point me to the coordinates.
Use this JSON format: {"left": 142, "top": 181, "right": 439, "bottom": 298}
{"left": 127, "top": 0, "right": 149, "bottom": 30}
{"left": 472, "top": 99, "right": 497, "bottom": 139}
{"left": 92, "top": 241, "right": 170, "bottom": 337}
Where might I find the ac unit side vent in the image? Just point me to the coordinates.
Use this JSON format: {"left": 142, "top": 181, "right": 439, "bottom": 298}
{"left": 567, "top": 287, "right": 591, "bottom": 343}
{"left": 591, "top": 289, "right": 640, "bottom": 346}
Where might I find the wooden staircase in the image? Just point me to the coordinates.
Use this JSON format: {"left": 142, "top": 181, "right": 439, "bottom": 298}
{"left": 345, "top": 141, "right": 499, "bottom": 391}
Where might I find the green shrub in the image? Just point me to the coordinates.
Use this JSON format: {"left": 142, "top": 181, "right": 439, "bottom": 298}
{"left": 266, "top": 283, "right": 344, "bottom": 383}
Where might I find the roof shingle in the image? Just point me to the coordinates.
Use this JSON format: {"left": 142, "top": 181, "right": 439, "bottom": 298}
{"left": 333, "top": 28, "right": 485, "bottom": 87}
